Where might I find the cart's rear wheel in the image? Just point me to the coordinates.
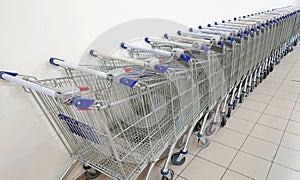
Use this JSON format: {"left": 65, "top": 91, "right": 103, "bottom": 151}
{"left": 161, "top": 170, "right": 174, "bottom": 180}
{"left": 233, "top": 99, "right": 237, "bottom": 110}
{"left": 239, "top": 93, "right": 245, "bottom": 103}
{"left": 227, "top": 106, "right": 232, "bottom": 118}
{"left": 270, "top": 64, "right": 274, "bottom": 72}
{"left": 198, "top": 137, "right": 210, "bottom": 147}
{"left": 205, "top": 124, "right": 216, "bottom": 136}
{"left": 171, "top": 152, "right": 186, "bottom": 166}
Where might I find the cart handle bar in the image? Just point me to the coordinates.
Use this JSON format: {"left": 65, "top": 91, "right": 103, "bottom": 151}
{"left": 120, "top": 42, "right": 191, "bottom": 62}
{"left": 0, "top": 71, "right": 95, "bottom": 109}
{"left": 89, "top": 50, "right": 168, "bottom": 73}
{"left": 49, "top": 58, "right": 138, "bottom": 88}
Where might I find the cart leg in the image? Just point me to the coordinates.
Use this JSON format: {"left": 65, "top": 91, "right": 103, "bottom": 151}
{"left": 161, "top": 143, "right": 176, "bottom": 180}
{"left": 205, "top": 101, "right": 221, "bottom": 135}
{"left": 197, "top": 112, "right": 210, "bottom": 147}
{"left": 235, "top": 80, "right": 243, "bottom": 106}
{"left": 227, "top": 87, "right": 236, "bottom": 117}
{"left": 60, "top": 159, "right": 78, "bottom": 180}
{"left": 247, "top": 72, "right": 253, "bottom": 94}
{"left": 241, "top": 76, "right": 248, "bottom": 103}
{"left": 221, "top": 93, "right": 229, "bottom": 117}
{"left": 145, "top": 161, "right": 158, "bottom": 180}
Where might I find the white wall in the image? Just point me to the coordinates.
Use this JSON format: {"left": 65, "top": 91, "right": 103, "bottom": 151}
{"left": 0, "top": 0, "right": 296, "bottom": 179}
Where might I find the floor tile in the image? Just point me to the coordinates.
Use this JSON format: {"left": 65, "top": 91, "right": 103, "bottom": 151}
{"left": 197, "top": 141, "right": 238, "bottom": 167}
{"left": 294, "top": 103, "right": 300, "bottom": 112}
{"left": 291, "top": 111, "right": 300, "bottom": 122}
{"left": 232, "top": 108, "right": 262, "bottom": 123}
{"left": 274, "top": 91, "right": 299, "bottom": 101}
{"left": 240, "top": 99, "right": 268, "bottom": 112}
{"left": 268, "top": 72, "right": 287, "bottom": 79}
{"left": 241, "top": 136, "right": 278, "bottom": 161}
{"left": 265, "top": 77, "right": 283, "bottom": 84}
{"left": 229, "top": 151, "right": 271, "bottom": 180}
{"left": 260, "top": 81, "right": 281, "bottom": 90}
{"left": 247, "top": 92, "right": 273, "bottom": 103}
{"left": 137, "top": 165, "right": 166, "bottom": 180}
{"left": 181, "top": 157, "right": 226, "bottom": 180}
{"left": 258, "top": 114, "right": 288, "bottom": 131}
{"left": 267, "top": 164, "right": 300, "bottom": 180}
{"left": 184, "top": 134, "right": 203, "bottom": 155}
{"left": 156, "top": 153, "right": 194, "bottom": 175}
{"left": 226, "top": 116, "right": 255, "bottom": 135}
{"left": 264, "top": 104, "right": 292, "bottom": 119}
{"left": 278, "top": 85, "right": 300, "bottom": 94}
{"left": 274, "top": 146, "right": 300, "bottom": 171}
{"left": 213, "top": 128, "right": 247, "bottom": 149}
{"left": 254, "top": 86, "right": 277, "bottom": 96}
{"left": 286, "top": 121, "right": 300, "bottom": 136}
{"left": 221, "top": 170, "right": 254, "bottom": 180}
{"left": 176, "top": 176, "right": 187, "bottom": 180}
{"left": 281, "top": 132, "right": 300, "bottom": 152}
{"left": 269, "top": 97, "right": 295, "bottom": 110}
{"left": 250, "top": 124, "right": 284, "bottom": 144}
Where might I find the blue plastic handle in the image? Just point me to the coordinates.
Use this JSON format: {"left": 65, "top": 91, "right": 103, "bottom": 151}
{"left": 179, "top": 54, "right": 191, "bottom": 62}
{"left": 218, "top": 41, "right": 225, "bottom": 47}
{"left": 177, "top": 30, "right": 182, "bottom": 36}
{"left": 119, "top": 77, "right": 138, "bottom": 88}
{"left": 228, "top": 36, "right": 235, "bottom": 42}
{"left": 120, "top": 42, "right": 127, "bottom": 49}
{"left": 49, "top": 57, "right": 65, "bottom": 66}
{"left": 189, "top": 27, "right": 193, "bottom": 32}
{"left": 201, "top": 45, "right": 210, "bottom": 53}
{"left": 0, "top": 71, "right": 18, "bottom": 79}
{"left": 89, "top": 49, "right": 97, "bottom": 57}
{"left": 154, "top": 65, "right": 168, "bottom": 73}
{"left": 144, "top": 37, "right": 151, "bottom": 43}
{"left": 198, "top": 25, "right": 202, "bottom": 29}
{"left": 72, "top": 98, "right": 95, "bottom": 109}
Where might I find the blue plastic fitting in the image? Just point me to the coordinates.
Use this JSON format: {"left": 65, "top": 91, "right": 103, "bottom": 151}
{"left": 154, "top": 65, "right": 168, "bottom": 73}
{"left": 251, "top": 27, "right": 256, "bottom": 32}
{"left": 243, "top": 16, "right": 246, "bottom": 18}
{"left": 120, "top": 42, "right": 127, "bottom": 49}
{"left": 189, "top": 27, "right": 193, "bottom": 32}
{"left": 49, "top": 57, "right": 65, "bottom": 66}
{"left": 119, "top": 77, "right": 138, "bottom": 88}
{"left": 89, "top": 49, "right": 97, "bottom": 57}
{"left": 180, "top": 149, "right": 188, "bottom": 155}
{"left": 257, "top": 26, "right": 261, "bottom": 30}
{"left": 0, "top": 71, "right": 18, "bottom": 79}
{"left": 144, "top": 37, "right": 151, "bottom": 43}
{"left": 237, "top": 32, "right": 243, "bottom": 38}
{"left": 234, "top": 17, "right": 237, "bottom": 21}
{"left": 72, "top": 98, "right": 95, "bottom": 109}
{"left": 244, "top": 30, "right": 250, "bottom": 35}
{"left": 198, "top": 25, "right": 202, "bottom": 29}
{"left": 222, "top": 20, "right": 225, "bottom": 23}
{"left": 201, "top": 45, "right": 210, "bottom": 53}
{"left": 207, "top": 24, "right": 211, "bottom": 27}
{"left": 180, "top": 54, "right": 192, "bottom": 62}
{"left": 164, "top": 33, "right": 169, "bottom": 39}
{"left": 228, "top": 36, "right": 235, "bottom": 42}
{"left": 218, "top": 41, "right": 225, "bottom": 47}
{"left": 214, "top": 22, "right": 218, "bottom": 25}
{"left": 160, "top": 169, "right": 169, "bottom": 176}
{"left": 177, "top": 30, "right": 182, "bottom": 36}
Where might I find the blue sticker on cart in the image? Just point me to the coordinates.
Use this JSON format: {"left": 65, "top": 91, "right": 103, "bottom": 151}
{"left": 57, "top": 113, "right": 100, "bottom": 144}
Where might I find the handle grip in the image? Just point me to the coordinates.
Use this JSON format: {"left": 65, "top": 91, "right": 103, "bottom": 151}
{"left": 0, "top": 71, "right": 56, "bottom": 97}
{"left": 119, "top": 77, "right": 138, "bottom": 88}
{"left": 120, "top": 42, "right": 172, "bottom": 57}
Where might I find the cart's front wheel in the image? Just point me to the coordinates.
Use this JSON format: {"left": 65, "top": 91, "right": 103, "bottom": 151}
{"left": 270, "top": 64, "right": 274, "bottom": 72}
{"left": 171, "top": 152, "right": 186, "bottom": 166}
{"left": 161, "top": 170, "right": 174, "bottom": 180}
{"left": 233, "top": 99, "right": 237, "bottom": 110}
{"left": 205, "top": 124, "right": 216, "bottom": 136}
{"left": 86, "top": 170, "right": 101, "bottom": 179}
{"left": 239, "top": 94, "right": 245, "bottom": 103}
{"left": 198, "top": 137, "right": 210, "bottom": 147}
{"left": 221, "top": 115, "right": 227, "bottom": 127}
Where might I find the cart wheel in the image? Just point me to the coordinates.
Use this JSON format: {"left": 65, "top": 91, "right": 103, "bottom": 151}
{"left": 267, "top": 67, "right": 270, "bottom": 75}
{"left": 233, "top": 99, "right": 237, "bottom": 110}
{"left": 198, "top": 137, "right": 210, "bottom": 147}
{"left": 239, "top": 94, "right": 245, "bottom": 103}
{"left": 291, "top": 47, "right": 294, "bottom": 52}
{"left": 227, "top": 106, "right": 232, "bottom": 118}
{"left": 193, "top": 120, "right": 202, "bottom": 132}
{"left": 205, "top": 124, "right": 216, "bottom": 136}
{"left": 259, "top": 76, "right": 263, "bottom": 83}
{"left": 161, "top": 170, "right": 174, "bottom": 180}
{"left": 221, "top": 115, "right": 226, "bottom": 127}
{"left": 171, "top": 152, "right": 186, "bottom": 166}
{"left": 270, "top": 64, "right": 274, "bottom": 72}
{"left": 263, "top": 71, "right": 267, "bottom": 79}
{"left": 86, "top": 170, "right": 101, "bottom": 179}
{"left": 250, "top": 83, "right": 254, "bottom": 92}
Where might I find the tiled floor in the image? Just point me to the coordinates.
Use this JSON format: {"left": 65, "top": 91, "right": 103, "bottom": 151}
{"left": 75, "top": 45, "right": 300, "bottom": 180}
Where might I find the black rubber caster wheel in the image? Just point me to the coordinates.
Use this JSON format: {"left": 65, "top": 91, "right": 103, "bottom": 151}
{"left": 263, "top": 71, "right": 267, "bottom": 79}
{"left": 86, "top": 170, "right": 101, "bottom": 179}
{"left": 161, "top": 170, "right": 174, "bottom": 180}
{"left": 171, "top": 152, "right": 186, "bottom": 166}
{"left": 239, "top": 94, "right": 245, "bottom": 103}
{"left": 227, "top": 106, "right": 232, "bottom": 118}
{"left": 267, "top": 67, "right": 270, "bottom": 75}
{"left": 270, "top": 64, "right": 274, "bottom": 72}
{"left": 221, "top": 115, "right": 227, "bottom": 127}
{"left": 233, "top": 99, "right": 237, "bottom": 110}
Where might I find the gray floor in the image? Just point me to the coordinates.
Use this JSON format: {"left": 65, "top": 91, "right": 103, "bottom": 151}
{"left": 91, "top": 45, "right": 300, "bottom": 180}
